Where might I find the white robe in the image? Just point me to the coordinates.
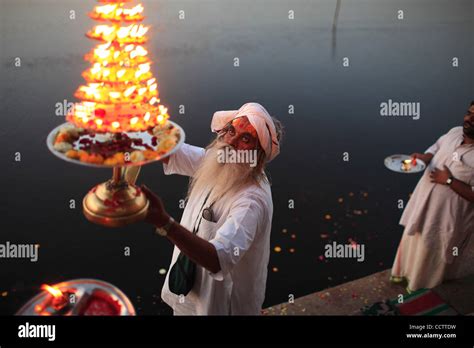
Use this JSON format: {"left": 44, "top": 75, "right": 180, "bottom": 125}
{"left": 392, "top": 127, "right": 474, "bottom": 290}
{"left": 160, "top": 143, "right": 274, "bottom": 315}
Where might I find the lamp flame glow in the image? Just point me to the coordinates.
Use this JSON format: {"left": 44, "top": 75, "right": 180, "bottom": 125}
{"left": 66, "top": 0, "right": 171, "bottom": 133}
{"left": 41, "top": 284, "right": 63, "bottom": 299}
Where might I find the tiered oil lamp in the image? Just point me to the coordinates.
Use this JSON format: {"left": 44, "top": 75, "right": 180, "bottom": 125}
{"left": 47, "top": 0, "right": 184, "bottom": 227}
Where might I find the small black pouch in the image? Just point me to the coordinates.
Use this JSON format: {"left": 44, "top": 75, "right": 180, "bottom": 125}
{"left": 168, "top": 252, "right": 196, "bottom": 296}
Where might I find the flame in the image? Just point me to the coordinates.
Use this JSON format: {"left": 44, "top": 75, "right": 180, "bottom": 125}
{"left": 116, "top": 69, "right": 126, "bottom": 78}
{"left": 117, "top": 24, "right": 148, "bottom": 39}
{"left": 96, "top": 4, "right": 116, "bottom": 16}
{"left": 41, "top": 284, "right": 63, "bottom": 298}
{"left": 92, "top": 3, "right": 144, "bottom": 22}
{"left": 88, "top": 24, "right": 148, "bottom": 44}
{"left": 123, "top": 86, "right": 136, "bottom": 97}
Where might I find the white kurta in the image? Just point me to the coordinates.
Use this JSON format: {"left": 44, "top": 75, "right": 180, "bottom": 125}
{"left": 392, "top": 127, "right": 474, "bottom": 290}
{"left": 160, "top": 143, "right": 274, "bottom": 315}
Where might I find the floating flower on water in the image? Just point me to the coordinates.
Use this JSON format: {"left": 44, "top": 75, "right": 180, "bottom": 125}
{"left": 319, "top": 292, "right": 331, "bottom": 300}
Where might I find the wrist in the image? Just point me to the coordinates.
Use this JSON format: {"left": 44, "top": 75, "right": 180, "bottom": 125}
{"left": 154, "top": 215, "right": 175, "bottom": 237}
{"left": 154, "top": 213, "right": 171, "bottom": 228}
{"left": 446, "top": 175, "right": 454, "bottom": 186}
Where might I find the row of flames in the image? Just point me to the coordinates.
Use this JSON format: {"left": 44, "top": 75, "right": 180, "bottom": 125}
{"left": 91, "top": 3, "right": 145, "bottom": 22}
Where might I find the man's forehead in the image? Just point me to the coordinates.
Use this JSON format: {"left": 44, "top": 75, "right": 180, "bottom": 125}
{"left": 232, "top": 116, "right": 257, "bottom": 136}
{"left": 232, "top": 116, "right": 250, "bottom": 126}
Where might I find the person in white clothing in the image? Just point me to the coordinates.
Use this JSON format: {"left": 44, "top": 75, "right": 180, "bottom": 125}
{"left": 141, "top": 102, "right": 283, "bottom": 315}
{"left": 391, "top": 101, "right": 474, "bottom": 292}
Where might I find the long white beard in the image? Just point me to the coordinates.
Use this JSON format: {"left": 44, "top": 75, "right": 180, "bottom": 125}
{"left": 188, "top": 140, "right": 256, "bottom": 203}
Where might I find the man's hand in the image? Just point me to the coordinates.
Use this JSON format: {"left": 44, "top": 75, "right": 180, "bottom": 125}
{"left": 430, "top": 165, "right": 452, "bottom": 185}
{"left": 410, "top": 152, "right": 434, "bottom": 165}
{"left": 141, "top": 185, "right": 170, "bottom": 227}
{"left": 141, "top": 185, "right": 221, "bottom": 273}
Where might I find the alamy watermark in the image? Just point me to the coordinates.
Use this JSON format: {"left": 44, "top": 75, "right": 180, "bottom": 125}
{"left": 324, "top": 241, "right": 365, "bottom": 262}
{"left": 217, "top": 147, "right": 258, "bottom": 168}
{"left": 380, "top": 99, "right": 420, "bottom": 120}
{"left": 0, "top": 242, "right": 39, "bottom": 262}
{"left": 55, "top": 99, "right": 95, "bottom": 117}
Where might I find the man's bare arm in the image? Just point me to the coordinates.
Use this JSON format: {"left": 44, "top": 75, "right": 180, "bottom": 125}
{"left": 141, "top": 185, "right": 221, "bottom": 273}
{"left": 411, "top": 152, "right": 434, "bottom": 165}
{"left": 430, "top": 166, "right": 474, "bottom": 203}
{"left": 449, "top": 178, "right": 474, "bottom": 203}
{"left": 165, "top": 221, "right": 221, "bottom": 274}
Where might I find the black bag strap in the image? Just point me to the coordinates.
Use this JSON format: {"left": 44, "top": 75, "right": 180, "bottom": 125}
{"left": 192, "top": 189, "right": 216, "bottom": 234}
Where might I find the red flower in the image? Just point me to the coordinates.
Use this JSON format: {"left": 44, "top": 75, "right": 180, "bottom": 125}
{"left": 94, "top": 108, "right": 106, "bottom": 117}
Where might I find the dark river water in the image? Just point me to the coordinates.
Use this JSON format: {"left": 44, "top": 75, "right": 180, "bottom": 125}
{"left": 0, "top": 0, "right": 472, "bottom": 314}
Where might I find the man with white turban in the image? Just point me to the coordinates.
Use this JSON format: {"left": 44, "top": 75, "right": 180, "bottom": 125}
{"left": 142, "top": 102, "right": 283, "bottom": 315}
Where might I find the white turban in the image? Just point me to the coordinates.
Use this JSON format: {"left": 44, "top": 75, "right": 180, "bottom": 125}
{"left": 211, "top": 102, "right": 280, "bottom": 162}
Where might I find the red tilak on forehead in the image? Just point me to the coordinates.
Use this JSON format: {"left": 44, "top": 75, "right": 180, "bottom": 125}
{"left": 232, "top": 117, "right": 258, "bottom": 138}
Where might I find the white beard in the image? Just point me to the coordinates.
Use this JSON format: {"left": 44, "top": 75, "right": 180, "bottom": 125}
{"left": 188, "top": 140, "right": 256, "bottom": 203}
